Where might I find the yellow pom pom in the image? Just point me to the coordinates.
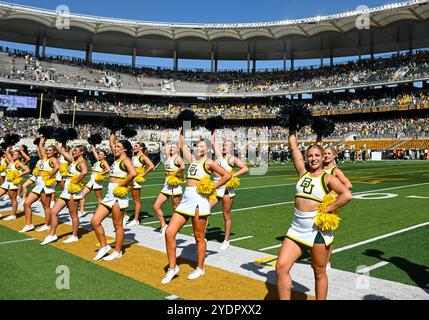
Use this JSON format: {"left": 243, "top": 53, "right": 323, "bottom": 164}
{"left": 196, "top": 177, "right": 216, "bottom": 201}
{"left": 95, "top": 174, "right": 105, "bottom": 182}
{"left": 167, "top": 171, "right": 184, "bottom": 187}
{"left": 42, "top": 171, "right": 56, "bottom": 187}
{"left": 134, "top": 175, "right": 146, "bottom": 184}
{"left": 67, "top": 175, "right": 84, "bottom": 194}
{"left": 314, "top": 191, "right": 341, "bottom": 232}
{"left": 135, "top": 167, "right": 146, "bottom": 175}
{"left": 59, "top": 163, "right": 69, "bottom": 177}
{"left": 0, "top": 164, "right": 6, "bottom": 172}
{"left": 113, "top": 186, "right": 130, "bottom": 198}
{"left": 32, "top": 167, "right": 40, "bottom": 176}
{"left": 6, "top": 170, "right": 19, "bottom": 182}
{"left": 225, "top": 171, "right": 240, "bottom": 189}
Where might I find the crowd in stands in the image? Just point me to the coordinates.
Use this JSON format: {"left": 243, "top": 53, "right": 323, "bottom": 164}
{"left": 1, "top": 46, "right": 429, "bottom": 95}
{"left": 55, "top": 87, "right": 429, "bottom": 118}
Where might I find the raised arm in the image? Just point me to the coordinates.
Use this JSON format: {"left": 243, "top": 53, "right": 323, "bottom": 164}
{"left": 232, "top": 156, "right": 249, "bottom": 178}
{"left": 91, "top": 146, "right": 100, "bottom": 161}
{"left": 334, "top": 168, "right": 353, "bottom": 190}
{"left": 18, "top": 146, "right": 30, "bottom": 164}
{"left": 326, "top": 175, "right": 353, "bottom": 212}
{"left": 38, "top": 137, "right": 47, "bottom": 159}
{"left": 288, "top": 130, "right": 306, "bottom": 176}
{"left": 4, "top": 146, "right": 13, "bottom": 163}
{"left": 55, "top": 142, "right": 73, "bottom": 163}
{"left": 162, "top": 132, "right": 170, "bottom": 156}
{"left": 179, "top": 131, "right": 194, "bottom": 163}
{"left": 211, "top": 133, "right": 222, "bottom": 159}
{"left": 207, "top": 160, "right": 231, "bottom": 189}
{"left": 109, "top": 131, "right": 116, "bottom": 154}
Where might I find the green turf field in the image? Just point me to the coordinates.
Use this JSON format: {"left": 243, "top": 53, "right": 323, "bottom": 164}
{"left": 1, "top": 160, "right": 428, "bottom": 298}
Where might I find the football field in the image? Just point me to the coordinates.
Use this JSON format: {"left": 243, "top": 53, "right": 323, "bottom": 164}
{"left": 1, "top": 160, "right": 428, "bottom": 299}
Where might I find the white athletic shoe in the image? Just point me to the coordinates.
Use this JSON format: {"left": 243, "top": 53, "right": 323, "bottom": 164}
{"left": 4, "top": 215, "right": 16, "bottom": 221}
{"left": 62, "top": 235, "right": 79, "bottom": 244}
{"left": 187, "top": 267, "right": 205, "bottom": 280}
{"left": 41, "top": 234, "right": 58, "bottom": 245}
{"left": 161, "top": 266, "right": 180, "bottom": 284}
{"left": 126, "top": 219, "right": 139, "bottom": 227}
{"left": 78, "top": 211, "right": 87, "bottom": 218}
{"left": 19, "top": 224, "right": 35, "bottom": 233}
{"left": 220, "top": 240, "right": 230, "bottom": 250}
{"left": 102, "top": 250, "right": 122, "bottom": 261}
{"left": 123, "top": 215, "right": 130, "bottom": 226}
{"left": 36, "top": 225, "right": 51, "bottom": 232}
{"left": 160, "top": 225, "right": 168, "bottom": 236}
{"left": 93, "top": 245, "right": 112, "bottom": 261}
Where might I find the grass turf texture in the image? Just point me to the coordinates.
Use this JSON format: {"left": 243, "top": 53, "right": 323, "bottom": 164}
{"left": 1, "top": 160, "right": 429, "bottom": 293}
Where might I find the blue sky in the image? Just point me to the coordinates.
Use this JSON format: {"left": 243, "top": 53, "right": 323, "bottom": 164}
{"left": 0, "top": 0, "right": 401, "bottom": 70}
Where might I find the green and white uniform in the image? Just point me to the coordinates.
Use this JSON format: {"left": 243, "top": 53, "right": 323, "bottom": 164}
{"left": 286, "top": 172, "right": 334, "bottom": 247}
{"left": 214, "top": 155, "right": 235, "bottom": 198}
{"left": 32, "top": 158, "right": 56, "bottom": 195}
{"left": 86, "top": 160, "right": 106, "bottom": 190}
{"left": 59, "top": 159, "right": 84, "bottom": 200}
{"left": 161, "top": 155, "right": 183, "bottom": 196}
{"left": 0, "top": 161, "right": 22, "bottom": 191}
{"left": 101, "top": 158, "right": 129, "bottom": 210}
{"left": 175, "top": 160, "right": 212, "bottom": 217}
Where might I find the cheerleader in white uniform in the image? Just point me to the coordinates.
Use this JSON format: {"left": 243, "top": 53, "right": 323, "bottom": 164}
{"left": 161, "top": 132, "right": 231, "bottom": 284}
{"left": 0, "top": 151, "right": 8, "bottom": 186}
{"left": 125, "top": 142, "right": 154, "bottom": 227}
{"left": 0, "top": 147, "right": 30, "bottom": 220}
{"left": 21, "top": 158, "right": 42, "bottom": 202}
{"left": 79, "top": 146, "right": 110, "bottom": 217}
{"left": 41, "top": 144, "right": 88, "bottom": 245}
{"left": 209, "top": 134, "right": 249, "bottom": 250}
{"left": 55, "top": 147, "right": 71, "bottom": 204}
{"left": 21, "top": 137, "right": 59, "bottom": 233}
{"left": 90, "top": 131, "right": 136, "bottom": 261}
{"left": 153, "top": 134, "right": 185, "bottom": 235}
{"left": 276, "top": 130, "right": 352, "bottom": 300}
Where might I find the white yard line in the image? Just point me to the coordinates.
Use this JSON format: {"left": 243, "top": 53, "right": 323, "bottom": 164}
{"left": 357, "top": 261, "right": 390, "bottom": 274}
{"left": 229, "top": 236, "right": 254, "bottom": 243}
{"left": 332, "top": 221, "right": 429, "bottom": 254}
{"left": 0, "top": 238, "right": 36, "bottom": 245}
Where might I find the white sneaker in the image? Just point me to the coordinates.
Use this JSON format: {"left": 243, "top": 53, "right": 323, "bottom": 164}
{"left": 220, "top": 240, "right": 230, "bottom": 250}
{"left": 160, "top": 225, "right": 168, "bottom": 236}
{"left": 4, "top": 215, "right": 16, "bottom": 221}
{"left": 187, "top": 267, "right": 205, "bottom": 280}
{"left": 78, "top": 211, "right": 87, "bottom": 218}
{"left": 123, "top": 215, "right": 130, "bottom": 226}
{"left": 36, "top": 225, "right": 50, "bottom": 232}
{"left": 19, "top": 224, "right": 35, "bottom": 233}
{"left": 161, "top": 266, "right": 180, "bottom": 284}
{"left": 102, "top": 250, "right": 122, "bottom": 261}
{"left": 93, "top": 245, "right": 111, "bottom": 261}
{"left": 126, "top": 219, "right": 139, "bottom": 227}
{"left": 41, "top": 234, "right": 58, "bottom": 245}
{"left": 62, "top": 235, "right": 79, "bottom": 244}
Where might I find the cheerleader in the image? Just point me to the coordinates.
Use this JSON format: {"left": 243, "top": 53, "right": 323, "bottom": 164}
{"left": 0, "top": 146, "right": 30, "bottom": 220}
{"left": 323, "top": 146, "right": 353, "bottom": 190}
{"left": 161, "top": 132, "right": 231, "bottom": 284}
{"left": 276, "top": 130, "right": 352, "bottom": 300}
{"left": 21, "top": 137, "right": 59, "bottom": 233}
{"left": 56, "top": 146, "right": 71, "bottom": 191}
{"left": 15, "top": 146, "right": 30, "bottom": 200}
{"left": 41, "top": 144, "right": 88, "bottom": 245}
{"left": 209, "top": 134, "right": 249, "bottom": 250}
{"left": 0, "top": 149, "right": 9, "bottom": 187}
{"left": 78, "top": 146, "right": 110, "bottom": 218}
{"left": 152, "top": 134, "right": 185, "bottom": 236}
{"left": 21, "top": 157, "right": 43, "bottom": 203}
{"left": 90, "top": 131, "right": 136, "bottom": 261}
{"left": 124, "top": 142, "right": 154, "bottom": 227}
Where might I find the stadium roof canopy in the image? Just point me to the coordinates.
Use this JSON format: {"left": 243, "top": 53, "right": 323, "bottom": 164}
{"left": 1, "top": 0, "right": 429, "bottom": 62}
